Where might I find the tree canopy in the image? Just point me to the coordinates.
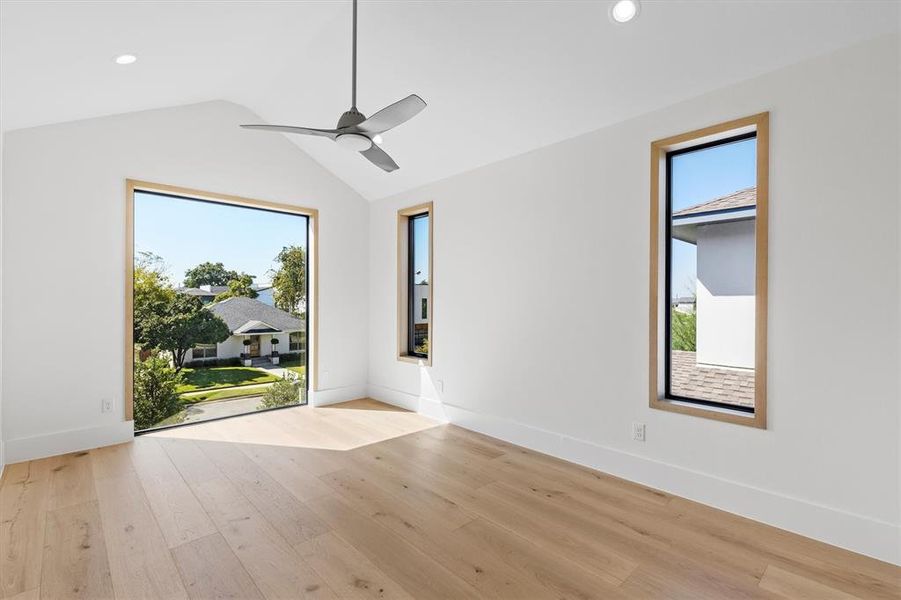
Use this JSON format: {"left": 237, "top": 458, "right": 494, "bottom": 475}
{"left": 270, "top": 245, "right": 306, "bottom": 316}
{"left": 134, "top": 252, "right": 176, "bottom": 346}
{"left": 213, "top": 273, "right": 259, "bottom": 302}
{"left": 183, "top": 262, "right": 240, "bottom": 288}
{"left": 137, "top": 294, "right": 231, "bottom": 371}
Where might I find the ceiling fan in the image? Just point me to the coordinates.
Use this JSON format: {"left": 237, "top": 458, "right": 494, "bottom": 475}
{"left": 240, "top": 0, "right": 426, "bottom": 172}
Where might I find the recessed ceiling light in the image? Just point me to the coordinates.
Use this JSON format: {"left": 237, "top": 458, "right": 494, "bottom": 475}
{"left": 610, "top": 0, "right": 640, "bottom": 23}
{"left": 115, "top": 54, "right": 137, "bottom": 65}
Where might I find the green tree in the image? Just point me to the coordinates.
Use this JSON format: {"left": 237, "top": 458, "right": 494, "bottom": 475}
{"left": 213, "top": 273, "right": 259, "bottom": 302}
{"left": 257, "top": 379, "right": 300, "bottom": 409}
{"left": 670, "top": 309, "right": 697, "bottom": 352}
{"left": 183, "top": 262, "right": 240, "bottom": 288}
{"left": 270, "top": 246, "right": 306, "bottom": 315}
{"left": 133, "top": 354, "right": 183, "bottom": 430}
{"left": 141, "top": 295, "right": 231, "bottom": 371}
{"left": 134, "top": 252, "right": 176, "bottom": 349}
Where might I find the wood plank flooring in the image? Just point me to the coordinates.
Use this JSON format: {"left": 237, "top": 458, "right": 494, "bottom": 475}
{"left": 1, "top": 399, "right": 898, "bottom": 599}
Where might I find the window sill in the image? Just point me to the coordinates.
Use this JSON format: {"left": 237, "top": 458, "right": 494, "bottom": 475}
{"left": 397, "top": 354, "right": 431, "bottom": 366}
{"left": 650, "top": 396, "right": 765, "bottom": 428}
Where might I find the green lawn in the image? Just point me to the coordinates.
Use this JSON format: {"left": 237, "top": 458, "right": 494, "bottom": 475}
{"left": 279, "top": 358, "right": 307, "bottom": 378}
{"left": 176, "top": 366, "right": 279, "bottom": 394}
{"left": 179, "top": 383, "right": 273, "bottom": 404}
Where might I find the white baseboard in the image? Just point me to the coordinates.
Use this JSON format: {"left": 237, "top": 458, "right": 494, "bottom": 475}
{"left": 310, "top": 383, "right": 369, "bottom": 407}
{"left": 2, "top": 383, "right": 368, "bottom": 464}
{"left": 5, "top": 421, "right": 135, "bottom": 464}
{"left": 365, "top": 384, "right": 449, "bottom": 422}
{"left": 367, "top": 389, "right": 900, "bottom": 566}
{"left": 365, "top": 384, "right": 421, "bottom": 412}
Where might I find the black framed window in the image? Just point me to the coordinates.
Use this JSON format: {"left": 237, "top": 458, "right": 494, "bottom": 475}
{"left": 407, "top": 212, "right": 430, "bottom": 357}
{"left": 664, "top": 132, "right": 758, "bottom": 413}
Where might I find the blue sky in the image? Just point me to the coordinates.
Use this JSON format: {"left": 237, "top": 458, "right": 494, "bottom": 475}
{"left": 134, "top": 192, "right": 308, "bottom": 287}
{"left": 670, "top": 137, "right": 756, "bottom": 297}
{"left": 411, "top": 214, "right": 429, "bottom": 284}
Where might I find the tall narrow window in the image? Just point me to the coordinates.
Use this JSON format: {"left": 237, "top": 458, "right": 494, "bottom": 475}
{"left": 650, "top": 114, "right": 768, "bottom": 428}
{"left": 398, "top": 203, "right": 432, "bottom": 363}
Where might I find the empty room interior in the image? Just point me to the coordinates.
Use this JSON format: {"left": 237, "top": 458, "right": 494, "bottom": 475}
{"left": 0, "top": 0, "right": 899, "bottom": 598}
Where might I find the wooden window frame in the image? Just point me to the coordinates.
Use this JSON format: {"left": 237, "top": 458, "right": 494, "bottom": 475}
{"left": 124, "top": 179, "right": 319, "bottom": 422}
{"left": 397, "top": 202, "right": 433, "bottom": 365}
{"left": 649, "top": 113, "right": 769, "bottom": 428}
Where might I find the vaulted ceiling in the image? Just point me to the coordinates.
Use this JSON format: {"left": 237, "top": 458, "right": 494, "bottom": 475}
{"left": 1, "top": 1, "right": 897, "bottom": 199}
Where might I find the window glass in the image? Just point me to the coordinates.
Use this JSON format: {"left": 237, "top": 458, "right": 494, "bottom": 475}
{"left": 666, "top": 134, "right": 757, "bottom": 412}
{"left": 409, "top": 213, "right": 430, "bottom": 357}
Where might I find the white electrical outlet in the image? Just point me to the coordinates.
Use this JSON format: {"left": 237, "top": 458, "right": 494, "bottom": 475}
{"left": 632, "top": 422, "right": 646, "bottom": 442}
{"left": 437, "top": 380, "right": 444, "bottom": 393}
{"left": 101, "top": 398, "right": 113, "bottom": 413}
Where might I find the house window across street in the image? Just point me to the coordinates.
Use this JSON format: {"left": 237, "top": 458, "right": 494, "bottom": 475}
{"left": 193, "top": 343, "right": 217, "bottom": 359}
{"left": 289, "top": 331, "right": 305, "bottom": 352}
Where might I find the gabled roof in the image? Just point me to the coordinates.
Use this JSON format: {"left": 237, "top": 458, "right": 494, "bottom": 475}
{"left": 673, "top": 186, "right": 756, "bottom": 217}
{"left": 207, "top": 297, "right": 303, "bottom": 334}
{"left": 234, "top": 320, "right": 281, "bottom": 334}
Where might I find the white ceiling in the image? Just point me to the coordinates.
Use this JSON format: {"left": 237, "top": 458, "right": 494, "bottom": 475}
{"left": 1, "top": 1, "right": 897, "bottom": 200}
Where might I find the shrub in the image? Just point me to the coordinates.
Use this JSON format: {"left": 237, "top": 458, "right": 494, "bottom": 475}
{"left": 184, "top": 357, "right": 242, "bottom": 369}
{"left": 279, "top": 352, "right": 300, "bottom": 363}
{"left": 133, "top": 355, "right": 183, "bottom": 430}
{"left": 670, "top": 309, "right": 697, "bottom": 352}
{"left": 257, "top": 379, "right": 299, "bottom": 410}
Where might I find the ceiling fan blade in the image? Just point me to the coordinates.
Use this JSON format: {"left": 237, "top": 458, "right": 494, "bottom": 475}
{"left": 356, "top": 94, "right": 426, "bottom": 134}
{"left": 240, "top": 124, "right": 339, "bottom": 139}
{"left": 360, "top": 144, "right": 399, "bottom": 172}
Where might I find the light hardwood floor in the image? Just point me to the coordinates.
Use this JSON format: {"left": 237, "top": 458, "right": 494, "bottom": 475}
{"left": 1, "top": 399, "right": 898, "bottom": 599}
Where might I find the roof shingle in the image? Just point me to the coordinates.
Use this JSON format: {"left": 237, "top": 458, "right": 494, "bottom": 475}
{"left": 673, "top": 186, "right": 756, "bottom": 217}
{"left": 207, "top": 297, "right": 304, "bottom": 333}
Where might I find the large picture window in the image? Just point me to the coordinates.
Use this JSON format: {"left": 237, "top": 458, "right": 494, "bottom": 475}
{"left": 650, "top": 114, "right": 768, "bottom": 428}
{"left": 125, "top": 181, "right": 318, "bottom": 432}
{"left": 397, "top": 202, "right": 432, "bottom": 363}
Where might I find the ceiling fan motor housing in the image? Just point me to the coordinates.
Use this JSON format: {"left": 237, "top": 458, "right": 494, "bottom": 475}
{"left": 337, "top": 108, "right": 366, "bottom": 129}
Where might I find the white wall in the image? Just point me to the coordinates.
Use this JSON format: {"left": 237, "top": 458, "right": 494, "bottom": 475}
{"left": 696, "top": 219, "right": 756, "bottom": 369}
{"left": 2, "top": 100, "right": 369, "bottom": 462}
{"left": 413, "top": 284, "right": 429, "bottom": 326}
{"left": 368, "top": 36, "right": 900, "bottom": 564}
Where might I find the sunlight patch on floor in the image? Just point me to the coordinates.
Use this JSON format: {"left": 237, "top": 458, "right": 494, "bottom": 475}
{"left": 142, "top": 398, "right": 440, "bottom": 450}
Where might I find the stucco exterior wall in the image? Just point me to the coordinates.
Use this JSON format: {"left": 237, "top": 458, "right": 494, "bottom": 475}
{"left": 413, "top": 283, "right": 429, "bottom": 325}
{"left": 695, "top": 219, "right": 756, "bottom": 369}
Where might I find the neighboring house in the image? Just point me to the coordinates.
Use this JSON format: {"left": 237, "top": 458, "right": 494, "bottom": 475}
{"left": 671, "top": 296, "right": 696, "bottom": 314}
{"left": 176, "top": 283, "right": 275, "bottom": 306}
{"left": 412, "top": 282, "right": 429, "bottom": 347}
{"left": 177, "top": 284, "right": 227, "bottom": 304}
{"left": 672, "top": 186, "right": 756, "bottom": 370}
{"left": 186, "top": 296, "right": 305, "bottom": 364}
{"left": 255, "top": 285, "right": 275, "bottom": 307}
